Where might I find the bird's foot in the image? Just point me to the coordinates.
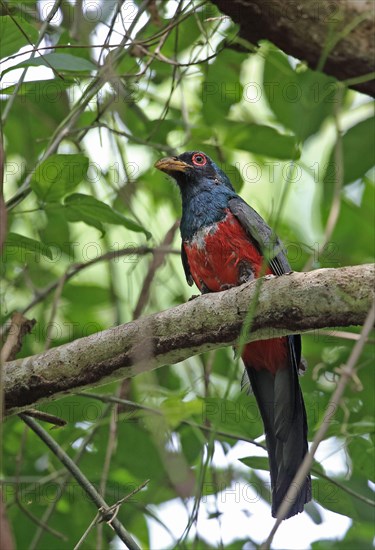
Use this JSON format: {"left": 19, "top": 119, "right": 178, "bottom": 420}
{"left": 238, "top": 260, "right": 255, "bottom": 284}
{"left": 220, "top": 283, "right": 235, "bottom": 291}
{"left": 264, "top": 274, "right": 276, "bottom": 280}
{"left": 299, "top": 357, "right": 308, "bottom": 375}
{"left": 188, "top": 282, "right": 210, "bottom": 300}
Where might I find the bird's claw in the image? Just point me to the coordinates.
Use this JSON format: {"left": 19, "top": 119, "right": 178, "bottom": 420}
{"left": 189, "top": 282, "right": 211, "bottom": 300}
{"left": 299, "top": 357, "right": 308, "bottom": 375}
{"left": 220, "top": 283, "right": 235, "bottom": 291}
{"left": 238, "top": 260, "right": 255, "bottom": 284}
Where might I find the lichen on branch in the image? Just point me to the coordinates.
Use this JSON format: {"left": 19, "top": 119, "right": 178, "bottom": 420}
{"left": 3, "top": 264, "right": 374, "bottom": 415}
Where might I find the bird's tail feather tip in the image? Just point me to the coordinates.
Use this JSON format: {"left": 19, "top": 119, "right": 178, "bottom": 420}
{"left": 272, "top": 476, "right": 312, "bottom": 519}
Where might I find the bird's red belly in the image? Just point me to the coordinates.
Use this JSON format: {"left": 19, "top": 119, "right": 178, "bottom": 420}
{"left": 183, "top": 210, "right": 287, "bottom": 374}
{"left": 183, "top": 210, "right": 269, "bottom": 292}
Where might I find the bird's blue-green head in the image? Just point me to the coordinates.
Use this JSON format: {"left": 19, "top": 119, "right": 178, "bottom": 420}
{"left": 155, "top": 151, "right": 235, "bottom": 194}
{"left": 155, "top": 151, "right": 237, "bottom": 239}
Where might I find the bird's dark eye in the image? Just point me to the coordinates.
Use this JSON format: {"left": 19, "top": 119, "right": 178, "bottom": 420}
{"left": 192, "top": 153, "right": 207, "bottom": 166}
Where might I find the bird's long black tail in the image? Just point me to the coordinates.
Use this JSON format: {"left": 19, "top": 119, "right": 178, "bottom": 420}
{"left": 244, "top": 337, "right": 311, "bottom": 519}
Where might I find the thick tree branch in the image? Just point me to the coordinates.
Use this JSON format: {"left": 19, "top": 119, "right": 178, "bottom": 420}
{"left": 4, "top": 264, "right": 374, "bottom": 415}
{"left": 213, "top": 0, "right": 375, "bottom": 97}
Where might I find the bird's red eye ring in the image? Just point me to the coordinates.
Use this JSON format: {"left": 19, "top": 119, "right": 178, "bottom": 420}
{"left": 192, "top": 153, "right": 207, "bottom": 166}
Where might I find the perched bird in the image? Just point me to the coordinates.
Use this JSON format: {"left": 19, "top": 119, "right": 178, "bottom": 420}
{"left": 155, "top": 151, "right": 311, "bottom": 519}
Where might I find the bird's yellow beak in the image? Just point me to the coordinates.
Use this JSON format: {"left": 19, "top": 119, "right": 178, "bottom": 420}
{"left": 154, "top": 157, "right": 189, "bottom": 173}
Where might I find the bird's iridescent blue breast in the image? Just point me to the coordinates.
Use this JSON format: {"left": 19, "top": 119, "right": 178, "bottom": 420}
{"left": 180, "top": 182, "right": 236, "bottom": 241}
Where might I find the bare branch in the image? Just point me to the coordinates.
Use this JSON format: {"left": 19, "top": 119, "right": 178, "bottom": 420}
{"left": 19, "top": 414, "right": 141, "bottom": 550}
{"left": 4, "top": 264, "right": 374, "bottom": 415}
{"left": 29, "top": 404, "right": 114, "bottom": 550}
{"left": 21, "top": 245, "right": 179, "bottom": 316}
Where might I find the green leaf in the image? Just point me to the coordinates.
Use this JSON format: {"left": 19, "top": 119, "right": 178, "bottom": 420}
{"left": 31, "top": 154, "right": 89, "bottom": 202}
{"left": 146, "top": 119, "right": 179, "bottom": 144}
{"left": 3, "top": 232, "right": 53, "bottom": 261}
{"left": 228, "top": 122, "right": 300, "bottom": 159}
{"left": 64, "top": 193, "right": 151, "bottom": 238}
{"left": 263, "top": 45, "right": 338, "bottom": 141}
{"left": 96, "top": 421, "right": 165, "bottom": 481}
{"left": 240, "top": 456, "right": 325, "bottom": 478}
{"left": 305, "top": 501, "right": 324, "bottom": 525}
{"left": 160, "top": 397, "right": 203, "bottom": 429}
{"left": 3, "top": 83, "right": 70, "bottom": 163}
{"left": 348, "top": 437, "right": 375, "bottom": 482}
{"left": 325, "top": 521, "right": 375, "bottom": 550}
{"left": 313, "top": 477, "right": 374, "bottom": 521}
{"left": 324, "top": 117, "right": 375, "bottom": 203}
{"left": 180, "top": 425, "right": 204, "bottom": 464}
{"left": 202, "top": 48, "right": 246, "bottom": 124}
{"left": 202, "top": 395, "right": 264, "bottom": 440}
{"left": 313, "top": 478, "right": 355, "bottom": 518}
{"left": 39, "top": 203, "right": 71, "bottom": 256}
{"left": 162, "top": 13, "right": 202, "bottom": 56}
{"left": 1, "top": 78, "right": 74, "bottom": 95}
{"left": 0, "top": 15, "right": 38, "bottom": 59}
{"left": 328, "top": 179, "right": 374, "bottom": 265}
{"left": 341, "top": 118, "right": 375, "bottom": 184}
{"left": 4, "top": 52, "right": 97, "bottom": 74}
{"left": 62, "top": 284, "right": 110, "bottom": 308}
{"left": 239, "top": 456, "right": 269, "bottom": 470}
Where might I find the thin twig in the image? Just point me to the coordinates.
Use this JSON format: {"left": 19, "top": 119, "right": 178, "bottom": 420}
{"left": 1, "top": 0, "right": 64, "bottom": 125}
{"left": 74, "top": 123, "right": 177, "bottom": 155}
{"left": 98, "top": 0, "right": 125, "bottom": 65}
{"left": 19, "top": 245, "right": 179, "bottom": 316}
{"left": 73, "top": 512, "right": 99, "bottom": 550}
{"left": 29, "top": 403, "right": 113, "bottom": 550}
{"left": 12, "top": 420, "right": 66, "bottom": 541}
{"left": 304, "top": 85, "right": 344, "bottom": 272}
{"left": 316, "top": 469, "right": 375, "bottom": 508}
{"left": 74, "top": 479, "right": 149, "bottom": 550}
{"left": 19, "top": 414, "right": 141, "bottom": 550}
{"left": 0, "top": 5, "right": 199, "bottom": 64}
{"left": 317, "top": 12, "right": 372, "bottom": 73}
{"left": 133, "top": 221, "right": 179, "bottom": 318}
{"left": 97, "top": 394, "right": 120, "bottom": 548}
{"left": 15, "top": 495, "right": 67, "bottom": 541}
{"left": 99, "top": 479, "right": 150, "bottom": 520}
{"left": 261, "top": 300, "right": 375, "bottom": 549}
{"left": 44, "top": 272, "right": 69, "bottom": 351}
{"left": 308, "top": 329, "right": 372, "bottom": 342}
{"left": 19, "top": 409, "right": 66, "bottom": 427}
{"left": 78, "top": 391, "right": 266, "bottom": 450}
